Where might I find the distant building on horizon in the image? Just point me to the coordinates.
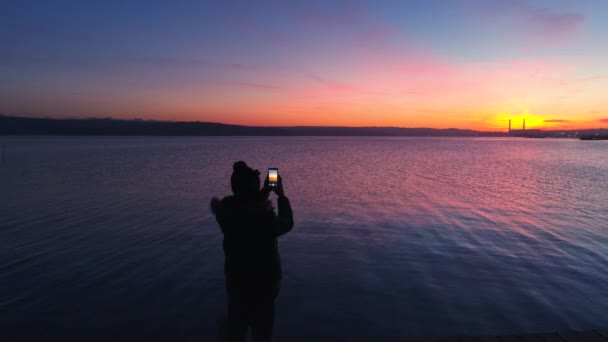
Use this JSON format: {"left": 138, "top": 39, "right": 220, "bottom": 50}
{"left": 508, "top": 118, "right": 528, "bottom": 135}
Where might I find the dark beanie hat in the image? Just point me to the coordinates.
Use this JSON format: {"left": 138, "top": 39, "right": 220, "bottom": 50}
{"left": 231, "top": 161, "right": 260, "bottom": 197}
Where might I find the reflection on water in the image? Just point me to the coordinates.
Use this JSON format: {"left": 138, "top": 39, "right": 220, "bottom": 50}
{"left": 1, "top": 137, "right": 607, "bottom": 340}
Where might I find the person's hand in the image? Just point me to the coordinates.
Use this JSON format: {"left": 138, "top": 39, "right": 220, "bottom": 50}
{"left": 260, "top": 176, "right": 272, "bottom": 199}
{"left": 273, "top": 175, "right": 285, "bottom": 197}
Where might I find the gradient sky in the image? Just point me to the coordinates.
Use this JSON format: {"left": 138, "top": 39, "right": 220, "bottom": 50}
{"left": 2, "top": 0, "right": 608, "bottom": 130}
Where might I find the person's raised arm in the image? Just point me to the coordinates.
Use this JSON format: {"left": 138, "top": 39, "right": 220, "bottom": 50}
{"left": 272, "top": 175, "right": 293, "bottom": 236}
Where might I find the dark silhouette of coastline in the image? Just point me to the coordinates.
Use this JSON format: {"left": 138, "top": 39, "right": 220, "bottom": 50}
{"left": 2, "top": 115, "right": 605, "bottom": 137}
{"left": 580, "top": 134, "right": 608, "bottom": 140}
{"left": 0, "top": 115, "right": 500, "bottom": 137}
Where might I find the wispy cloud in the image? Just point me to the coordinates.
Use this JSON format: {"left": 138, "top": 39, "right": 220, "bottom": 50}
{"left": 136, "top": 57, "right": 263, "bottom": 71}
{"left": 599, "top": 118, "right": 608, "bottom": 124}
{"left": 205, "top": 62, "right": 262, "bottom": 71}
{"left": 356, "top": 26, "right": 395, "bottom": 39}
{"left": 544, "top": 119, "right": 570, "bottom": 123}
{"left": 569, "top": 75, "right": 608, "bottom": 83}
{"left": 309, "top": 74, "right": 384, "bottom": 95}
{"left": 480, "top": 0, "right": 585, "bottom": 48}
{"left": 545, "top": 74, "right": 608, "bottom": 86}
{"left": 293, "top": 1, "right": 367, "bottom": 29}
{"left": 308, "top": 73, "right": 426, "bottom": 97}
{"left": 207, "top": 79, "right": 282, "bottom": 91}
{"left": 231, "top": 13, "right": 292, "bottom": 46}
{"left": 285, "top": 1, "right": 398, "bottom": 45}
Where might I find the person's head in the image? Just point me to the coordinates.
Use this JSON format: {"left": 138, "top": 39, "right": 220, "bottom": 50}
{"left": 231, "top": 161, "right": 261, "bottom": 198}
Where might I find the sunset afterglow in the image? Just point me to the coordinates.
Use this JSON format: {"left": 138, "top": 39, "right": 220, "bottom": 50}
{"left": 2, "top": 0, "right": 607, "bottom": 130}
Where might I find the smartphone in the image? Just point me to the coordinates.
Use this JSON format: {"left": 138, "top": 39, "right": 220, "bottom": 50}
{"left": 268, "top": 168, "right": 278, "bottom": 187}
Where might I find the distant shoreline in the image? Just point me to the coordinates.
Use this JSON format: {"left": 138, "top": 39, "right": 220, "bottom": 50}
{"left": 1, "top": 115, "right": 605, "bottom": 138}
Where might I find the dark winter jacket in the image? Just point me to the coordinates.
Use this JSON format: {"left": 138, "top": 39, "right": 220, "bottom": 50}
{"left": 212, "top": 194, "right": 293, "bottom": 298}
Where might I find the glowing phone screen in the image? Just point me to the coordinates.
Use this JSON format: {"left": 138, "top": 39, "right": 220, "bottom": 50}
{"left": 268, "top": 168, "right": 278, "bottom": 186}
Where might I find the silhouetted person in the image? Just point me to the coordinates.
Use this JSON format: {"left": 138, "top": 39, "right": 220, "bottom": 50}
{"left": 211, "top": 161, "right": 294, "bottom": 342}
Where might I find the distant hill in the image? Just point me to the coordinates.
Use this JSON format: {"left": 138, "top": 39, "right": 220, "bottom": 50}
{"left": 3, "top": 114, "right": 598, "bottom": 137}
{"left": 0, "top": 115, "right": 285, "bottom": 136}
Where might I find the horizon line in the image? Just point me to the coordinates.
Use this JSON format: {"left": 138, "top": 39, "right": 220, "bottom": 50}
{"left": 1, "top": 114, "right": 607, "bottom": 132}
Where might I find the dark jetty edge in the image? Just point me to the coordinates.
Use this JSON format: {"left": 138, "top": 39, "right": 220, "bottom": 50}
{"left": 397, "top": 329, "right": 608, "bottom": 342}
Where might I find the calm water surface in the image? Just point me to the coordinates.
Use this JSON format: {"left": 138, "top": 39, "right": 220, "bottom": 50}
{"left": 1, "top": 137, "right": 607, "bottom": 341}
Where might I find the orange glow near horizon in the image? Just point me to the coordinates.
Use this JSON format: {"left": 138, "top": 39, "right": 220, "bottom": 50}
{"left": 127, "top": 97, "right": 605, "bottom": 131}
{"left": 3, "top": 1, "right": 608, "bottom": 131}
{"left": 36, "top": 56, "right": 601, "bottom": 131}
{"left": 3, "top": 32, "right": 607, "bottom": 131}
{"left": 8, "top": 86, "right": 604, "bottom": 130}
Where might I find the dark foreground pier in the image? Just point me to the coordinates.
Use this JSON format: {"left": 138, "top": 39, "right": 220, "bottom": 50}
{"left": 347, "top": 330, "right": 608, "bottom": 341}
{"left": 430, "top": 329, "right": 608, "bottom": 342}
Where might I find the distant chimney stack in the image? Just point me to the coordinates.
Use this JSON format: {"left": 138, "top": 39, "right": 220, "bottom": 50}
{"left": 523, "top": 118, "right": 526, "bottom": 131}
{"left": 508, "top": 119, "right": 511, "bottom": 133}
